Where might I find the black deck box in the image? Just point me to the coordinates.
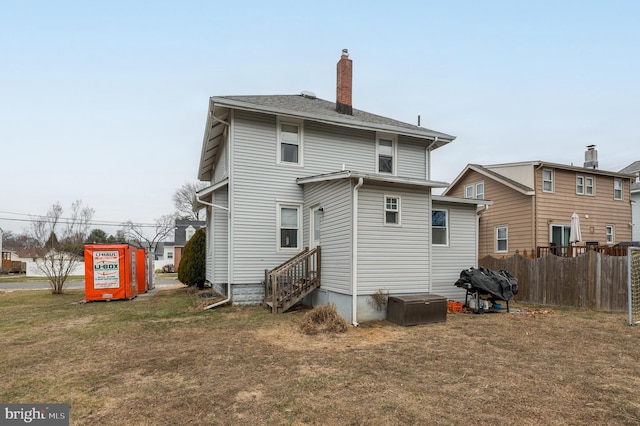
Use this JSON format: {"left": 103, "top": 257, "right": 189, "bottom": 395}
{"left": 387, "top": 294, "right": 447, "bottom": 326}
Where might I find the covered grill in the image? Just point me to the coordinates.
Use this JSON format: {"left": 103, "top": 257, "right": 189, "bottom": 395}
{"left": 455, "top": 267, "right": 518, "bottom": 313}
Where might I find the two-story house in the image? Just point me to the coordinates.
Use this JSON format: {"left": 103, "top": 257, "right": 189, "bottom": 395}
{"left": 443, "top": 149, "right": 634, "bottom": 258}
{"left": 194, "top": 50, "right": 489, "bottom": 323}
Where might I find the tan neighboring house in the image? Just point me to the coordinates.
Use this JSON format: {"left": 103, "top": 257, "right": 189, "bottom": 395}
{"left": 443, "top": 153, "right": 635, "bottom": 257}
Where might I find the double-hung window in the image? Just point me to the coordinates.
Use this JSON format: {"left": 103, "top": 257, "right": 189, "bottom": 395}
{"left": 384, "top": 196, "right": 400, "bottom": 225}
{"left": 542, "top": 169, "right": 554, "bottom": 192}
{"left": 585, "top": 177, "right": 594, "bottom": 195}
{"left": 475, "top": 182, "right": 484, "bottom": 200}
{"left": 614, "top": 179, "right": 623, "bottom": 200}
{"left": 432, "top": 209, "right": 448, "bottom": 245}
{"left": 277, "top": 119, "right": 303, "bottom": 165}
{"left": 376, "top": 134, "right": 396, "bottom": 174}
{"left": 496, "top": 226, "right": 508, "bottom": 253}
{"left": 278, "top": 203, "right": 301, "bottom": 250}
{"left": 605, "top": 225, "right": 614, "bottom": 244}
{"left": 576, "top": 176, "right": 584, "bottom": 194}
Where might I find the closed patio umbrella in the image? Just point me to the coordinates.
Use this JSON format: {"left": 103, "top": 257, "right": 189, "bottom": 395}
{"left": 569, "top": 212, "right": 582, "bottom": 244}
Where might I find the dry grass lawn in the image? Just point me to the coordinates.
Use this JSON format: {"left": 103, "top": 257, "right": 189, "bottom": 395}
{"left": 1, "top": 286, "right": 639, "bottom": 425}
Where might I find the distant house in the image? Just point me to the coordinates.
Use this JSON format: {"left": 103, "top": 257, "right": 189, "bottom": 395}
{"left": 443, "top": 148, "right": 634, "bottom": 257}
{"left": 161, "top": 220, "right": 206, "bottom": 270}
{"left": 194, "top": 50, "right": 489, "bottom": 322}
{"left": 619, "top": 161, "right": 640, "bottom": 241}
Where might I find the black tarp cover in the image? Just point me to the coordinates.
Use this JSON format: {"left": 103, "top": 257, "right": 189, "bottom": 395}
{"left": 454, "top": 267, "right": 518, "bottom": 301}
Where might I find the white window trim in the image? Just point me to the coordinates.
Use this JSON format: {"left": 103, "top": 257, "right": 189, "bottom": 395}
{"left": 475, "top": 181, "right": 484, "bottom": 200}
{"left": 375, "top": 133, "right": 397, "bottom": 175}
{"left": 542, "top": 169, "right": 554, "bottom": 193}
{"left": 276, "top": 117, "right": 304, "bottom": 166}
{"left": 276, "top": 201, "right": 303, "bottom": 252}
{"left": 464, "top": 185, "right": 473, "bottom": 199}
{"left": 496, "top": 225, "right": 508, "bottom": 253}
{"left": 432, "top": 208, "right": 449, "bottom": 246}
{"left": 605, "top": 224, "right": 614, "bottom": 244}
{"left": 585, "top": 176, "right": 595, "bottom": 196}
{"left": 614, "top": 178, "right": 623, "bottom": 200}
{"left": 576, "top": 176, "right": 584, "bottom": 195}
{"left": 384, "top": 195, "right": 401, "bottom": 226}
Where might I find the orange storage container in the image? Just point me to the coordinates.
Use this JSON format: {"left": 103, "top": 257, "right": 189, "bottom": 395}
{"left": 136, "top": 248, "right": 155, "bottom": 293}
{"left": 84, "top": 244, "right": 139, "bottom": 301}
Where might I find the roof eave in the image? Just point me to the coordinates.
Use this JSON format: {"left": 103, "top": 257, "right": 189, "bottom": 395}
{"left": 210, "top": 97, "right": 455, "bottom": 145}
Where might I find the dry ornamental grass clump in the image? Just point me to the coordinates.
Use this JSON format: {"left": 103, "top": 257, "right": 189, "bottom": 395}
{"left": 298, "top": 304, "right": 348, "bottom": 335}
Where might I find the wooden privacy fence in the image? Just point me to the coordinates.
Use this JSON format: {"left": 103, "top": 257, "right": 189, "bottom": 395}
{"left": 479, "top": 250, "right": 628, "bottom": 312}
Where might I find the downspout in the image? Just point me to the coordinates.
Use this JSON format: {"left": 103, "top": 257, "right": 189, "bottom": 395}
{"left": 533, "top": 163, "right": 543, "bottom": 252}
{"left": 197, "top": 194, "right": 231, "bottom": 310}
{"left": 352, "top": 177, "right": 364, "bottom": 326}
{"left": 477, "top": 204, "right": 489, "bottom": 263}
{"left": 425, "top": 137, "right": 438, "bottom": 181}
{"left": 425, "top": 137, "right": 438, "bottom": 292}
{"left": 201, "top": 102, "right": 233, "bottom": 310}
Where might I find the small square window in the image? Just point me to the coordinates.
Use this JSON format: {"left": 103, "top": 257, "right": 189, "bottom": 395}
{"left": 385, "top": 196, "right": 400, "bottom": 225}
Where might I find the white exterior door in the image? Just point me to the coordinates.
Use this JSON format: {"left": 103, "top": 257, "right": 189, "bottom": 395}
{"left": 310, "top": 206, "right": 322, "bottom": 249}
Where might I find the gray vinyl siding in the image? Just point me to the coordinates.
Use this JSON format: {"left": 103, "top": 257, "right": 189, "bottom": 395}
{"left": 304, "top": 121, "right": 374, "bottom": 174}
{"left": 232, "top": 110, "right": 305, "bottom": 284}
{"left": 397, "top": 136, "right": 427, "bottom": 179}
{"left": 301, "top": 179, "right": 353, "bottom": 294}
{"left": 212, "top": 186, "right": 228, "bottom": 285}
{"left": 357, "top": 185, "right": 431, "bottom": 294}
{"left": 227, "top": 109, "right": 436, "bottom": 286}
{"left": 431, "top": 201, "right": 478, "bottom": 301}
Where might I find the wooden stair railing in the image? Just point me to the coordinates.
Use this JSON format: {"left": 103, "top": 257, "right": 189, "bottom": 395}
{"left": 264, "top": 246, "right": 321, "bottom": 313}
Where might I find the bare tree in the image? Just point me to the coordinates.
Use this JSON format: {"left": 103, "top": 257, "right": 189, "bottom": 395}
{"left": 173, "top": 182, "right": 207, "bottom": 221}
{"left": 30, "top": 201, "right": 94, "bottom": 294}
{"left": 124, "top": 214, "right": 175, "bottom": 255}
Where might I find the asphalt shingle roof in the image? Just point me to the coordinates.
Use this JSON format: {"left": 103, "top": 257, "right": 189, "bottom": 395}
{"left": 213, "top": 94, "right": 455, "bottom": 142}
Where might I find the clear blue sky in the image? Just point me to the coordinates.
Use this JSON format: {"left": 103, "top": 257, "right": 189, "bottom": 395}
{"left": 1, "top": 0, "right": 638, "bottom": 235}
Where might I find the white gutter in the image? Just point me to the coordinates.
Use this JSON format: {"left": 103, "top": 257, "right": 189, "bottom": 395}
{"left": 352, "top": 177, "right": 364, "bottom": 326}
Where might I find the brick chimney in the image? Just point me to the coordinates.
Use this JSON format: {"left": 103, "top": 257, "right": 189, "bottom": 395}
{"left": 336, "top": 49, "right": 353, "bottom": 115}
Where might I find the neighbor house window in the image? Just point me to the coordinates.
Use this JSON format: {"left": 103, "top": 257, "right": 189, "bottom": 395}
{"left": 585, "top": 176, "right": 594, "bottom": 195}
{"left": 543, "top": 169, "right": 554, "bottom": 192}
{"left": 277, "top": 119, "right": 303, "bottom": 165}
{"left": 576, "top": 176, "right": 584, "bottom": 194}
{"left": 384, "top": 196, "right": 400, "bottom": 225}
{"left": 376, "top": 134, "right": 396, "bottom": 174}
{"left": 614, "top": 179, "right": 623, "bottom": 200}
{"left": 167, "top": 252, "right": 173, "bottom": 259}
{"left": 496, "top": 226, "right": 508, "bottom": 253}
{"left": 475, "top": 182, "right": 484, "bottom": 200}
{"left": 605, "top": 225, "right": 614, "bottom": 244}
{"left": 185, "top": 226, "right": 195, "bottom": 241}
{"left": 432, "top": 209, "right": 448, "bottom": 245}
{"left": 465, "top": 185, "right": 473, "bottom": 198}
{"left": 278, "top": 203, "right": 301, "bottom": 249}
